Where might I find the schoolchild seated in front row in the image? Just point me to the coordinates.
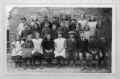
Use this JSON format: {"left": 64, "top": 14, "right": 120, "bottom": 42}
{"left": 22, "top": 33, "right": 34, "bottom": 68}
{"left": 11, "top": 37, "right": 24, "bottom": 68}
{"left": 66, "top": 31, "right": 77, "bottom": 66}
{"left": 41, "top": 34, "right": 55, "bottom": 65}
{"left": 54, "top": 31, "right": 66, "bottom": 66}
{"left": 32, "top": 32, "right": 43, "bottom": 67}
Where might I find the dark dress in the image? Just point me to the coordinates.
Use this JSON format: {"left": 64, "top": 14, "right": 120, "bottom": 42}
{"left": 41, "top": 39, "right": 55, "bottom": 62}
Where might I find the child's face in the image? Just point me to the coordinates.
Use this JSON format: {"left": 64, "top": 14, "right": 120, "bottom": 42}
{"left": 52, "top": 25, "right": 57, "bottom": 30}
{"left": 46, "top": 34, "right": 51, "bottom": 40}
{"left": 58, "top": 34, "right": 62, "bottom": 38}
{"left": 81, "top": 14, "right": 85, "bottom": 19}
{"left": 90, "top": 16, "right": 94, "bottom": 20}
{"left": 71, "top": 20, "right": 76, "bottom": 24}
{"left": 60, "top": 22, "right": 64, "bottom": 27}
{"left": 35, "top": 32, "right": 40, "bottom": 38}
{"left": 70, "top": 34, "right": 74, "bottom": 39}
{"left": 65, "top": 21, "right": 69, "bottom": 27}
{"left": 44, "top": 23, "right": 49, "bottom": 27}
{"left": 27, "top": 34, "right": 32, "bottom": 40}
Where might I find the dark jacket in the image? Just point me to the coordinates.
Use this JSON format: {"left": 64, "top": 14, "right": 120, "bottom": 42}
{"left": 66, "top": 38, "right": 77, "bottom": 52}
{"left": 23, "top": 40, "right": 34, "bottom": 48}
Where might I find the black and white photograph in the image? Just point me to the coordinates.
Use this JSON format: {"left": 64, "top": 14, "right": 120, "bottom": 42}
{"left": 6, "top": 6, "right": 112, "bottom": 73}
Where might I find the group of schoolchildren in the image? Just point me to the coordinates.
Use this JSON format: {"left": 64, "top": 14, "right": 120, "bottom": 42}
{"left": 10, "top": 14, "right": 108, "bottom": 69}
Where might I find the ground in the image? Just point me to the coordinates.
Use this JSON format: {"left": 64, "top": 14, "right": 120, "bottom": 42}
{"left": 7, "top": 53, "right": 111, "bottom": 73}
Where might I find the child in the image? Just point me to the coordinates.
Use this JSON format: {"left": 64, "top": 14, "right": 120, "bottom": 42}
{"left": 17, "top": 17, "right": 27, "bottom": 38}
{"left": 51, "top": 23, "right": 58, "bottom": 39}
{"left": 41, "top": 34, "right": 55, "bottom": 66}
{"left": 41, "top": 22, "right": 51, "bottom": 38}
{"left": 66, "top": 31, "right": 77, "bottom": 66}
{"left": 54, "top": 32, "right": 66, "bottom": 66}
{"left": 87, "top": 16, "right": 98, "bottom": 37}
{"left": 69, "top": 19, "right": 76, "bottom": 31}
{"left": 22, "top": 33, "right": 34, "bottom": 68}
{"left": 32, "top": 32, "right": 43, "bottom": 67}
{"left": 58, "top": 21, "right": 69, "bottom": 38}
{"left": 78, "top": 13, "right": 88, "bottom": 31}
{"left": 11, "top": 37, "right": 24, "bottom": 68}
{"left": 30, "top": 19, "right": 41, "bottom": 33}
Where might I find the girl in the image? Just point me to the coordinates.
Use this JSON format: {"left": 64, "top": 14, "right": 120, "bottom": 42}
{"left": 54, "top": 32, "right": 66, "bottom": 66}
{"left": 32, "top": 32, "right": 43, "bottom": 67}
{"left": 11, "top": 37, "right": 24, "bottom": 68}
{"left": 41, "top": 34, "right": 55, "bottom": 65}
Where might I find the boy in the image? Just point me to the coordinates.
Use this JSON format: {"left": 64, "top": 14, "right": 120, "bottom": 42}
{"left": 66, "top": 31, "right": 77, "bottom": 66}
{"left": 22, "top": 33, "right": 34, "bottom": 68}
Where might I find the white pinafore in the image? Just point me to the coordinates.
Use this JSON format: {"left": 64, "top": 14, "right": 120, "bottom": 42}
{"left": 11, "top": 41, "right": 24, "bottom": 56}
{"left": 32, "top": 38, "right": 43, "bottom": 54}
{"left": 87, "top": 21, "right": 97, "bottom": 37}
{"left": 54, "top": 38, "right": 66, "bottom": 58}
